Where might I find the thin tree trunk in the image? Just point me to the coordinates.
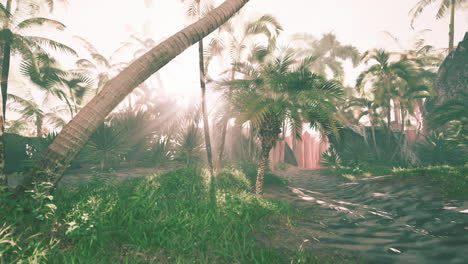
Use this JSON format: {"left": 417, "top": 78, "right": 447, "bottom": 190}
{"left": 0, "top": 0, "right": 12, "bottom": 188}
{"left": 29, "top": 0, "right": 250, "bottom": 188}
{"left": 449, "top": 0, "right": 455, "bottom": 51}
{"left": 0, "top": 43, "right": 10, "bottom": 119}
{"left": 198, "top": 39, "right": 215, "bottom": 178}
{"left": 217, "top": 117, "right": 228, "bottom": 169}
{"left": 0, "top": 92, "right": 5, "bottom": 187}
{"left": 393, "top": 96, "right": 402, "bottom": 130}
{"left": 369, "top": 110, "right": 379, "bottom": 158}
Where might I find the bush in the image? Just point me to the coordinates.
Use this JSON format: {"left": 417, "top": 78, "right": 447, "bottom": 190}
{"left": 415, "top": 133, "right": 466, "bottom": 166}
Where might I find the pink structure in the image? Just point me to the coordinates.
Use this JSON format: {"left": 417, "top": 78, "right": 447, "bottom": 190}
{"left": 269, "top": 131, "right": 329, "bottom": 170}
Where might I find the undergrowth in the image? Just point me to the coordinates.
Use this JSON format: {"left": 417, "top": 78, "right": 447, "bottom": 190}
{"left": 1, "top": 167, "right": 359, "bottom": 263}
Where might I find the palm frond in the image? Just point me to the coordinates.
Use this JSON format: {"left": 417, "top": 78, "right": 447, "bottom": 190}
{"left": 17, "top": 17, "right": 66, "bottom": 30}
{"left": 24, "top": 35, "right": 78, "bottom": 56}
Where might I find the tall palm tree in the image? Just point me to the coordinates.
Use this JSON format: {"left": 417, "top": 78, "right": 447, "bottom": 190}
{"left": 0, "top": 0, "right": 76, "bottom": 120}
{"left": 229, "top": 50, "right": 343, "bottom": 194}
{"left": 181, "top": 0, "right": 217, "bottom": 177}
{"left": 28, "top": 0, "right": 250, "bottom": 188}
{"left": 290, "top": 32, "right": 360, "bottom": 81}
{"left": 409, "top": 0, "right": 467, "bottom": 51}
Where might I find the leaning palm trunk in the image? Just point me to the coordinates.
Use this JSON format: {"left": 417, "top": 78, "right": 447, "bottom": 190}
{"left": 29, "top": 0, "right": 250, "bottom": 187}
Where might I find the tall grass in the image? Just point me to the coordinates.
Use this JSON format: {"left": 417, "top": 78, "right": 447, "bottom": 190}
{"left": 1, "top": 167, "right": 363, "bottom": 263}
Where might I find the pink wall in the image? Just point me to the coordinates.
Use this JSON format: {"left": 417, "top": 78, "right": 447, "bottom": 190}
{"left": 269, "top": 131, "right": 328, "bottom": 170}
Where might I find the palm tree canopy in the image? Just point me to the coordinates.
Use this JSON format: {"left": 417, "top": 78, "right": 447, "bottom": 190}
{"left": 290, "top": 33, "right": 360, "bottom": 81}
{"left": 409, "top": 0, "right": 467, "bottom": 26}
{"left": 228, "top": 50, "right": 343, "bottom": 140}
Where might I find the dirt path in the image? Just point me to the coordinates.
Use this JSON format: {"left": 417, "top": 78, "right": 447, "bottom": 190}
{"left": 263, "top": 167, "right": 468, "bottom": 264}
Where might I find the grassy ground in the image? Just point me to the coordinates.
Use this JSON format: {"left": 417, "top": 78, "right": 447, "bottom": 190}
{"left": 325, "top": 164, "right": 468, "bottom": 200}
{"left": 1, "top": 166, "right": 361, "bottom": 264}
{"left": 391, "top": 166, "right": 468, "bottom": 199}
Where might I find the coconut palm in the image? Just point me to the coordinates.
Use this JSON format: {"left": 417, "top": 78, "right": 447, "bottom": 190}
{"left": 290, "top": 32, "right": 360, "bottom": 81}
{"left": 409, "top": 0, "right": 467, "bottom": 51}
{"left": 19, "top": 51, "right": 93, "bottom": 118}
{"left": 29, "top": 0, "right": 250, "bottom": 188}
{"left": 179, "top": 0, "right": 219, "bottom": 177}
{"left": 74, "top": 36, "right": 118, "bottom": 95}
{"left": 228, "top": 50, "right": 343, "bottom": 194}
{"left": 7, "top": 93, "right": 66, "bottom": 137}
{"left": 0, "top": 0, "right": 76, "bottom": 119}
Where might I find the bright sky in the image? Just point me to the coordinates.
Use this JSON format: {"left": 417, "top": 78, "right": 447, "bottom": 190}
{"left": 26, "top": 0, "right": 468, "bottom": 96}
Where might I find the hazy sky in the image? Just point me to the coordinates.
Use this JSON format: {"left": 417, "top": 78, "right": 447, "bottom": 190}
{"left": 45, "top": 0, "right": 468, "bottom": 90}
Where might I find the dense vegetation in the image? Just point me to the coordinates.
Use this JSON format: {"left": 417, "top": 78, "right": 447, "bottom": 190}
{"left": 0, "top": 0, "right": 466, "bottom": 262}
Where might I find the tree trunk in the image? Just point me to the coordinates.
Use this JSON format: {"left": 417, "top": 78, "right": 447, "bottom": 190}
{"left": 393, "top": 96, "right": 402, "bottom": 130}
{"left": 448, "top": 0, "right": 455, "bottom": 51}
{"left": 256, "top": 135, "right": 275, "bottom": 195}
{"left": 0, "top": 43, "right": 10, "bottom": 119}
{"left": 198, "top": 37, "right": 215, "bottom": 178}
{"left": 368, "top": 109, "right": 379, "bottom": 158}
{"left": 217, "top": 117, "right": 228, "bottom": 169}
{"left": 0, "top": 0, "right": 12, "bottom": 188}
{"left": 29, "top": 0, "right": 250, "bottom": 188}
{"left": 0, "top": 91, "right": 5, "bottom": 187}
{"left": 36, "top": 116, "right": 43, "bottom": 138}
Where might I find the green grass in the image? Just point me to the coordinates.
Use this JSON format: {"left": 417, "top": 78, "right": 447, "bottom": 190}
{"left": 1, "top": 167, "right": 360, "bottom": 263}
{"left": 392, "top": 166, "right": 468, "bottom": 199}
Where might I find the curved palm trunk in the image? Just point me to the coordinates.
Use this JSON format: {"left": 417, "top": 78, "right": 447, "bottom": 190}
{"left": 30, "top": 0, "right": 250, "bottom": 187}
{"left": 449, "top": 0, "right": 455, "bottom": 51}
{"left": 256, "top": 135, "right": 275, "bottom": 195}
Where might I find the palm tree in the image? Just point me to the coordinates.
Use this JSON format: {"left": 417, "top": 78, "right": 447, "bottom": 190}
{"left": 346, "top": 97, "right": 381, "bottom": 155}
{"left": 28, "top": 0, "right": 250, "bottom": 188}
{"left": 215, "top": 14, "right": 282, "bottom": 168}
{"left": 290, "top": 32, "right": 360, "bottom": 82}
{"left": 409, "top": 0, "right": 467, "bottom": 51}
{"left": 7, "top": 93, "right": 66, "bottom": 137}
{"left": 74, "top": 37, "right": 118, "bottom": 95}
{"left": 357, "top": 49, "right": 418, "bottom": 130}
{"left": 180, "top": 0, "right": 218, "bottom": 177}
{"left": 0, "top": 0, "right": 76, "bottom": 120}
{"left": 19, "top": 52, "right": 93, "bottom": 119}
{"left": 229, "top": 50, "right": 343, "bottom": 194}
